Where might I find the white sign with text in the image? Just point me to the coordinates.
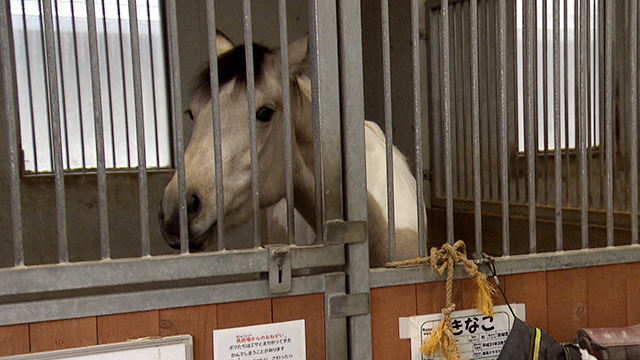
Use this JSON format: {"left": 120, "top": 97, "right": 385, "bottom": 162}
{"left": 400, "top": 304, "right": 526, "bottom": 360}
{"left": 213, "top": 319, "right": 306, "bottom": 360}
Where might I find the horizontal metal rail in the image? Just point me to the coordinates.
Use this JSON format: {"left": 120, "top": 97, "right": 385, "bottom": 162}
{"left": 370, "top": 244, "right": 640, "bottom": 288}
{"left": 0, "top": 245, "right": 344, "bottom": 297}
{"left": 0, "top": 272, "right": 340, "bottom": 326}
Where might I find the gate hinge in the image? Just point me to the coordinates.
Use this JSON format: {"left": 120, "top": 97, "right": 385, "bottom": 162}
{"left": 325, "top": 220, "right": 367, "bottom": 245}
{"left": 328, "top": 293, "right": 370, "bottom": 318}
{"left": 266, "top": 245, "right": 291, "bottom": 294}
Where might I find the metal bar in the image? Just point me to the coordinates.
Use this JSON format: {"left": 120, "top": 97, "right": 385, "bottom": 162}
{"left": 488, "top": 0, "right": 499, "bottom": 202}
{"left": 524, "top": 0, "right": 537, "bottom": 253}
{"left": 242, "top": 0, "right": 261, "bottom": 247}
{"left": 324, "top": 273, "right": 348, "bottom": 358}
{"left": 462, "top": 2, "right": 472, "bottom": 199}
{"left": 101, "top": 0, "right": 117, "bottom": 168}
{"left": 497, "top": 0, "right": 509, "bottom": 256}
{"left": 146, "top": 0, "right": 161, "bottom": 167}
{"left": 86, "top": 0, "right": 110, "bottom": 259}
{"left": 165, "top": 0, "right": 189, "bottom": 252}
{"left": 337, "top": 0, "right": 373, "bottom": 356}
{"left": 470, "top": 0, "right": 482, "bottom": 256}
{"left": 308, "top": 0, "right": 344, "bottom": 241}
{"left": 128, "top": 0, "right": 150, "bottom": 256}
{"left": 70, "top": 0, "right": 87, "bottom": 169}
{"left": 441, "top": 0, "right": 454, "bottom": 244}
{"left": 0, "top": 272, "right": 333, "bottom": 327}
{"left": 578, "top": 0, "right": 588, "bottom": 248}
{"left": 452, "top": 4, "right": 463, "bottom": 198}
{"left": 278, "top": 0, "right": 295, "bottom": 244}
{"left": 599, "top": 0, "right": 605, "bottom": 210}
{"left": 19, "top": 0, "right": 38, "bottom": 172}
{"left": 553, "top": 0, "right": 563, "bottom": 251}
{"left": 563, "top": 0, "right": 570, "bottom": 206}
{"left": 53, "top": 0, "right": 71, "bottom": 170}
{"left": 204, "top": 0, "right": 225, "bottom": 249}
{"left": 371, "top": 244, "right": 640, "bottom": 288}
{"left": 1, "top": 0, "right": 24, "bottom": 266}
{"left": 629, "top": 0, "right": 638, "bottom": 245}
{"left": 542, "top": 0, "right": 550, "bottom": 204}
{"left": 430, "top": 11, "right": 443, "bottom": 199}
{"left": 411, "top": 0, "right": 426, "bottom": 257}
{"left": 605, "top": 0, "right": 614, "bottom": 246}
{"left": 116, "top": 0, "right": 132, "bottom": 168}
{"left": 43, "top": 0, "right": 69, "bottom": 262}
{"left": 380, "top": 0, "right": 396, "bottom": 261}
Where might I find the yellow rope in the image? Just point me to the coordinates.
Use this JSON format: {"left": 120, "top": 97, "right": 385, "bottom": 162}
{"left": 386, "top": 240, "right": 496, "bottom": 360}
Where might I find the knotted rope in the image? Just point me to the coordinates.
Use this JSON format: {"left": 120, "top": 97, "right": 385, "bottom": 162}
{"left": 386, "top": 240, "right": 496, "bottom": 360}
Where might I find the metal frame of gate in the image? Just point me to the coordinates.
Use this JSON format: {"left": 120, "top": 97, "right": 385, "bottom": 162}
{"left": 1, "top": 0, "right": 640, "bottom": 359}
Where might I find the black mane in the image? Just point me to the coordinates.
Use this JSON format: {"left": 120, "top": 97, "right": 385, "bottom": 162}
{"left": 193, "top": 43, "right": 273, "bottom": 99}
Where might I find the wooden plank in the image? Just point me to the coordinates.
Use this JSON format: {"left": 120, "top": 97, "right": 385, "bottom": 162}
{"left": 587, "top": 264, "right": 627, "bottom": 328}
{"left": 627, "top": 262, "right": 640, "bottom": 325}
{"left": 546, "top": 268, "right": 588, "bottom": 342}
{"left": 217, "top": 298, "right": 272, "bottom": 329}
{"left": 371, "top": 285, "right": 416, "bottom": 360}
{"left": 504, "top": 272, "right": 547, "bottom": 331}
{"left": 159, "top": 305, "right": 217, "bottom": 360}
{"left": 0, "top": 324, "right": 29, "bottom": 356}
{"left": 272, "top": 294, "right": 325, "bottom": 360}
{"left": 416, "top": 280, "right": 461, "bottom": 315}
{"left": 29, "top": 317, "right": 97, "bottom": 353}
{"left": 97, "top": 311, "right": 160, "bottom": 344}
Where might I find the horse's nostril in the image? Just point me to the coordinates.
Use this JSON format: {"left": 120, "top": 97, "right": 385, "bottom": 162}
{"left": 187, "top": 192, "right": 201, "bottom": 217}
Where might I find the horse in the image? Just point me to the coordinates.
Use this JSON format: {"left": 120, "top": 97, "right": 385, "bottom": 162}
{"left": 159, "top": 32, "right": 424, "bottom": 267}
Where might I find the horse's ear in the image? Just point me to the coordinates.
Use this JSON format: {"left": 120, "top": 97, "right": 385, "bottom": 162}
{"left": 216, "top": 30, "right": 234, "bottom": 55}
{"left": 287, "top": 35, "right": 309, "bottom": 76}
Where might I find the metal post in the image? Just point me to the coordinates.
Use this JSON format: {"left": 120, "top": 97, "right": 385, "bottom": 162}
{"left": 628, "top": 0, "right": 638, "bottom": 245}
{"left": 524, "top": 0, "right": 537, "bottom": 253}
{"left": 497, "top": 0, "right": 509, "bottom": 256}
{"left": 440, "top": 0, "right": 454, "bottom": 245}
{"left": 553, "top": 0, "right": 563, "bottom": 251}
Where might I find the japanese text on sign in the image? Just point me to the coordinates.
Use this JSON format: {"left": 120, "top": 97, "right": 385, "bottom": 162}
{"left": 399, "top": 304, "right": 526, "bottom": 360}
{"left": 213, "top": 319, "right": 305, "bottom": 360}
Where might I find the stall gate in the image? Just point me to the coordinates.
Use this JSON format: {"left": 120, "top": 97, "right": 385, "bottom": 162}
{"left": 0, "top": 0, "right": 639, "bottom": 359}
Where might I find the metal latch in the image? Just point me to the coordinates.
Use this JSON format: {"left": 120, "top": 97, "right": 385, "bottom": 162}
{"left": 328, "top": 293, "right": 370, "bottom": 318}
{"left": 267, "top": 245, "right": 291, "bottom": 294}
{"left": 325, "top": 220, "right": 367, "bottom": 245}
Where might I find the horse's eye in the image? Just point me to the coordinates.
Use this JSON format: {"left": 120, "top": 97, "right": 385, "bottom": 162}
{"left": 256, "top": 107, "right": 274, "bottom": 122}
{"left": 186, "top": 109, "right": 194, "bottom": 121}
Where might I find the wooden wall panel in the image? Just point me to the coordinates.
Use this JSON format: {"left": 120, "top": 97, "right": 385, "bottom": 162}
{"left": 461, "top": 276, "right": 506, "bottom": 310}
{"left": 0, "top": 324, "right": 29, "bottom": 356}
{"left": 217, "top": 299, "right": 272, "bottom": 329}
{"left": 29, "top": 317, "right": 96, "bottom": 353}
{"left": 416, "top": 280, "right": 450, "bottom": 315}
{"left": 627, "top": 262, "right": 640, "bottom": 325}
{"left": 504, "top": 272, "right": 547, "bottom": 330}
{"left": 159, "top": 305, "right": 217, "bottom": 360}
{"left": 371, "top": 285, "right": 416, "bottom": 360}
{"left": 587, "top": 264, "right": 627, "bottom": 328}
{"left": 546, "top": 268, "right": 588, "bottom": 342}
{"left": 97, "top": 311, "right": 160, "bottom": 344}
{"left": 272, "top": 294, "right": 325, "bottom": 360}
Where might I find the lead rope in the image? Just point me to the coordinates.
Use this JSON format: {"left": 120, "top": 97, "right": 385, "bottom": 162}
{"left": 386, "top": 240, "right": 496, "bottom": 360}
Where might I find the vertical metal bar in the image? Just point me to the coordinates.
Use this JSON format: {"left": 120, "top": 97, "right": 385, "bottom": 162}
{"left": 53, "top": 0, "right": 71, "bottom": 169}
{"left": 629, "top": 0, "right": 638, "bottom": 245}
{"left": 338, "top": 0, "right": 373, "bottom": 356}
{"left": 323, "top": 273, "right": 348, "bottom": 358}
{"left": 462, "top": 2, "right": 472, "bottom": 200}
{"left": 70, "top": 0, "right": 87, "bottom": 169}
{"left": 146, "top": 0, "right": 161, "bottom": 167}
{"left": 128, "top": 0, "right": 150, "bottom": 256}
{"left": 441, "top": 0, "right": 454, "bottom": 244}
{"left": 166, "top": 0, "right": 189, "bottom": 253}
{"left": 86, "top": 0, "right": 110, "bottom": 260}
{"left": 564, "top": 0, "right": 570, "bottom": 205}
{"left": 380, "top": 0, "right": 395, "bottom": 262}
{"left": 411, "top": 0, "right": 426, "bottom": 257}
{"left": 578, "top": 0, "right": 588, "bottom": 248}
{"left": 116, "top": 0, "right": 132, "bottom": 168}
{"left": 542, "top": 0, "right": 550, "bottom": 204}
{"left": 449, "top": 8, "right": 459, "bottom": 198}
{"left": 42, "top": 0, "right": 68, "bottom": 262}
{"left": 308, "top": 0, "right": 344, "bottom": 241}
{"left": 0, "top": 0, "right": 24, "bottom": 266}
{"left": 486, "top": 0, "right": 497, "bottom": 201}
{"left": 101, "top": 1, "right": 117, "bottom": 168}
{"left": 599, "top": 0, "right": 605, "bottom": 209}
{"left": 498, "top": 0, "right": 509, "bottom": 256}
{"left": 278, "top": 0, "right": 294, "bottom": 244}
{"left": 605, "top": 0, "right": 614, "bottom": 247}
{"left": 430, "top": 11, "right": 443, "bottom": 199}
{"left": 471, "top": 0, "right": 483, "bottom": 257}
{"left": 204, "top": 0, "right": 226, "bottom": 249}
{"left": 574, "top": 0, "right": 580, "bottom": 209}
{"left": 452, "top": 5, "right": 463, "bottom": 198}
{"left": 242, "top": 0, "right": 261, "bottom": 247}
{"left": 511, "top": 0, "right": 521, "bottom": 203}
{"left": 20, "top": 0, "right": 39, "bottom": 172}
{"left": 524, "top": 0, "right": 537, "bottom": 253}
{"left": 553, "top": 0, "right": 563, "bottom": 251}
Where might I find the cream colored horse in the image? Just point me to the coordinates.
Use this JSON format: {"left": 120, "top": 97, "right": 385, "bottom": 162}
{"left": 159, "top": 32, "right": 424, "bottom": 266}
